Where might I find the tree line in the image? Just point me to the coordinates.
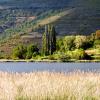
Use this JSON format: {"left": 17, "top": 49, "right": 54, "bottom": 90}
{"left": 11, "top": 26, "right": 100, "bottom": 61}
{"left": 12, "top": 25, "right": 57, "bottom": 59}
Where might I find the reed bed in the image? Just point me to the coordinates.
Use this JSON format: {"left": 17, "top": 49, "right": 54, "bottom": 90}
{"left": 0, "top": 71, "right": 100, "bottom": 100}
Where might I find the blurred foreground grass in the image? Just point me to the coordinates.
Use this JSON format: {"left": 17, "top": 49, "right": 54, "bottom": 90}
{"left": 0, "top": 71, "right": 100, "bottom": 100}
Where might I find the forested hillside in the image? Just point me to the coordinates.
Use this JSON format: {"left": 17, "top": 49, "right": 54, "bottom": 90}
{"left": 0, "top": 0, "right": 99, "bottom": 40}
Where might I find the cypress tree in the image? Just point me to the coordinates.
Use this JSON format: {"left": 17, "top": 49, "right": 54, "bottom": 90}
{"left": 47, "top": 25, "right": 51, "bottom": 55}
{"left": 42, "top": 25, "right": 49, "bottom": 55}
{"left": 42, "top": 25, "right": 57, "bottom": 56}
{"left": 42, "top": 31, "right": 47, "bottom": 55}
{"left": 50, "top": 25, "right": 57, "bottom": 54}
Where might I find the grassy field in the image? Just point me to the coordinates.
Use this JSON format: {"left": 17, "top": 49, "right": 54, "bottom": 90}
{"left": 0, "top": 72, "right": 100, "bottom": 100}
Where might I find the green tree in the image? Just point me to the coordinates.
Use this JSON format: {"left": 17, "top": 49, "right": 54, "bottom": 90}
{"left": 42, "top": 25, "right": 57, "bottom": 55}
{"left": 67, "top": 49, "right": 91, "bottom": 60}
{"left": 96, "top": 30, "right": 100, "bottom": 39}
{"left": 26, "top": 44, "right": 39, "bottom": 59}
{"left": 63, "top": 36, "right": 75, "bottom": 51}
{"left": 12, "top": 45, "right": 27, "bottom": 59}
{"left": 50, "top": 25, "right": 57, "bottom": 54}
{"left": 74, "top": 35, "right": 87, "bottom": 49}
{"left": 42, "top": 25, "right": 48, "bottom": 56}
{"left": 56, "top": 37, "right": 64, "bottom": 51}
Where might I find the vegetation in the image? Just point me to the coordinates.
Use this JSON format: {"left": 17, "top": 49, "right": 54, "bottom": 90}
{"left": 0, "top": 72, "right": 100, "bottom": 100}
{"left": 12, "top": 44, "right": 39, "bottom": 59}
{"left": 0, "top": 27, "right": 98, "bottom": 62}
{"left": 0, "top": 24, "right": 99, "bottom": 62}
{"left": 26, "top": 44, "right": 39, "bottom": 59}
{"left": 42, "top": 25, "right": 56, "bottom": 55}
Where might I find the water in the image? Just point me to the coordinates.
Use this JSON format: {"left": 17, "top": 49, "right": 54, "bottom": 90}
{"left": 0, "top": 62, "right": 100, "bottom": 73}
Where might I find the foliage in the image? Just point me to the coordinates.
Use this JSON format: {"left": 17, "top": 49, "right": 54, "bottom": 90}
{"left": 0, "top": 52, "right": 4, "bottom": 59}
{"left": 56, "top": 36, "right": 75, "bottom": 52}
{"left": 72, "top": 49, "right": 89, "bottom": 60}
{"left": 63, "top": 36, "right": 75, "bottom": 51}
{"left": 95, "top": 30, "right": 100, "bottom": 39}
{"left": 57, "top": 35, "right": 95, "bottom": 52}
{"left": 26, "top": 44, "right": 39, "bottom": 59}
{"left": 50, "top": 52, "right": 70, "bottom": 61}
{"left": 12, "top": 44, "right": 39, "bottom": 59}
{"left": 42, "top": 25, "right": 57, "bottom": 56}
{"left": 56, "top": 37, "right": 64, "bottom": 51}
{"left": 74, "top": 35, "right": 87, "bottom": 49}
{"left": 42, "top": 31, "right": 48, "bottom": 56}
{"left": 50, "top": 25, "right": 57, "bottom": 54}
{"left": 66, "top": 49, "right": 91, "bottom": 60}
{"left": 12, "top": 45, "right": 27, "bottom": 59}
{"left": 94, "top": 39, "right": 100, "bottom": 48}
{"left": 1, "top": 28, "right": 100, "bottom": 61}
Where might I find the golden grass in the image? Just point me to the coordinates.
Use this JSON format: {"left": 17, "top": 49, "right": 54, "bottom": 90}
{"left": 0, "top": 71, "right": 100, "bottom": 100}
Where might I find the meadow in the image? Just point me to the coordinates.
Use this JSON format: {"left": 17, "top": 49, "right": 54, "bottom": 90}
{"left": 0, "top": 71, "right": 100, "bottom": 100}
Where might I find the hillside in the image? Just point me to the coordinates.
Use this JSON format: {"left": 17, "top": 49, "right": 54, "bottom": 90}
{"left": 0, "top": 0, "right": 99, "bottom": 40}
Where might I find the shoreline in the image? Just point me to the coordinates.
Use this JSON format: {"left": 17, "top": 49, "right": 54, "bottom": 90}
{"left": 0, "top": 59, "right": 99, "bottom": 63}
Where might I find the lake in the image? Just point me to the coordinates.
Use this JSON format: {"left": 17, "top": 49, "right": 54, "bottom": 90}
{"left": 0, "top": 62, "right": 100, "bottom": 73}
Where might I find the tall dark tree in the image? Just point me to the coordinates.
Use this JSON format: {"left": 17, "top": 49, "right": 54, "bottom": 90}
{"left": 42, "top": 25, "right": 57, "bottom": 56}
{"left": 47, "top": 25, "right": 51, "bottom": 54}
{"left": 50, "top": 25, "right": 56, "bottom": 54}
{"left": 42, "top": 25, "right": 49, "bottom": 55}
{"left": 42, "top": 31, "right": 47, "bottom": 55}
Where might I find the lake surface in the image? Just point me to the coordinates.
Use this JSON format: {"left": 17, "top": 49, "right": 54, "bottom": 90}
{"left": 0, "top": 62, "right": 100, "bottom": 73}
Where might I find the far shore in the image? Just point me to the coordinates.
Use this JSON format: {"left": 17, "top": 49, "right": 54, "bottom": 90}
{"left": 0, "top": 59, "right": 99, "bottom": 63}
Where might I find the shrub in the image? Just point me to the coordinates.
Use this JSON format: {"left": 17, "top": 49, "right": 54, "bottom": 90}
{"left": 53, "top": 52, "right": 70, "bottom": 61}
{"left": 67, "top": 49, "right": 91, "bottom": 60}
{"left": 56, "top": 38, "right": 64, "bottom": 51}
{"left": 94, "top": 40, "right": 100, "bottom": 48}
{"left": 48, "top": 55, "right": 55, "bottom": 60}
{"left": 57, "top": 36, "right": 75, "bottom": 52}
{"left": 0, "top": 52, "right": 4, "bottom": 59}
{"left": 63, "top": 36, "right": 75, "bottom": 51}
{"left": 95, "top": 30, "right": 100, "bottom": 39}
{"left": 26, "top": 44, "right": 39, "bottom": 59}
{"left": 12, "top": 44, "right": 27, "bottom": 59}
{"left": 58, "top": 54, "right": 70, "bottom": 62}
{"left": 74, "top": 35, "right": 87, "bottom": 49}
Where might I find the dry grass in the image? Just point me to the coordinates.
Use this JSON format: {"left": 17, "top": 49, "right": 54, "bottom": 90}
{"left": 0, "top": 71, "right": 100, "bottom": 100}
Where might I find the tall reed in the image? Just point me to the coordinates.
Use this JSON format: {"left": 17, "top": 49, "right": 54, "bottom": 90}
{"left": 0, "top": 71, "right": 100, "bottom": 100}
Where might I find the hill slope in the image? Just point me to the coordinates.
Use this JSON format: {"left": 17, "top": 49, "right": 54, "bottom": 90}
{"left": 0, "top": 0, "right": 99, "bottom": 39}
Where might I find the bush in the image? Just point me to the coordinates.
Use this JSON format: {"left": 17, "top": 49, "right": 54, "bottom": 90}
{"left": 94, "top": 40, "right": 100, "bottom": 48}
{"left": 58, "top": 54, "right": 70, "bottom": 62}
{"left": 48, "top": 55, "right": 55, "bottom": 60}
{"left": 12, "top": 44, "right": 27, "bottom": 59}
{"left": 53, "top": 52, "right": 70, "bottom": 61}
{"left": 96, "top": 30, "right": 100, "bottom": 39}
{"left": 0, "top": 52, "right": 4, "bottom": 59}
{"left": 66, "top": 49, "right": 91, "bottom": 60}
{"left": 56, "top": 38, "right": 64, "bottom": 51}
{"left": 57, "top": 36, "right": 75, "bottom": 52}
{"left": 73, "top": 49, "right": 87, "bottom": 60}
{"left": 57, "top": 35, "right": 93, "bottom": 51}
{"left": 74, "top": 35, "right": 87, "bottom": 49}
{"left": 26, "top": 44, "right": 39, "bottom": 59}
{"left": 63, "top": 36, "right": 75, "bottom": 50}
